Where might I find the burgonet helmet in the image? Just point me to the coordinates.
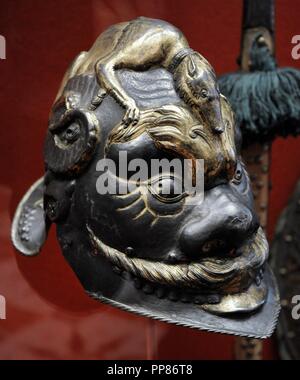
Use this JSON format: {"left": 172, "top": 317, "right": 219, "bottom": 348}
{"left": 11, "top": 17, "right": 280, "bottom": 338}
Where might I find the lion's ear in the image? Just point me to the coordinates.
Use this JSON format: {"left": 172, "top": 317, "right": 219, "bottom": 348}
{"left": 11, "top": 177, "right": 50, "bottom": 256}
{"left": 187, "top": 56, "right": 199, "bottom": 77}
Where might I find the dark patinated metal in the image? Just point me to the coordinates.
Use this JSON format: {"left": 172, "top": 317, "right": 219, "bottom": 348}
{"left": 271, "top": 180, "right": 300, "bottom": 359}
{"left": 11, "top": 17, "right": 280, "bottom": 338}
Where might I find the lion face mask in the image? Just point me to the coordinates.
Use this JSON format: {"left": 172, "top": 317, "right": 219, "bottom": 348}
{"left": 11, "top": 17, "right": 280, "bottom": 338}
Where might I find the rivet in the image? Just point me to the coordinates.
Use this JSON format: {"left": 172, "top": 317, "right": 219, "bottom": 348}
{"left": 257, "top": 36, "right": 266, "bottom": 46}
{"left": 133, "top": 277, "right": 142, "bottom": 289}
{"left": 181, "top": 294, "right": 191, "bottom": 303}
{"left": 125, "top": 247, "right": 134, "bottom": 256}
{"left": 284, "top": 234, "right": 293, "bottom": 243}
{"left": 167, "top": 252, "right": 178, "bottom": 263}
{"left": 279, "top": 267, "right": 287, "bottom": 276}
{"left": 155, "top": 287, "right": 166, "bottom": 299}
{"left": 143, "top": 284, "right": 154, "bottom": 294}
{"left": 168, "top": 291, "right": 179, "bottom": 302}
{"left": 207, "top": 294, "right": 220, "bottom": 304}
{"left": 91, "top": 248, "right": 99, "bottom": 257}
{"left": 287, "top": 331, "right": 295, "bottom": 339}
{"left": 202, "top": 242, "right": 211, "bottom": 253}
{"left": 194, "top": 295, "right": 205, "bottom": 305}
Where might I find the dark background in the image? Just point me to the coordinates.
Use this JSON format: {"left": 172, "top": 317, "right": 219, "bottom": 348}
{"left": 0, "top": 0, "right": 299, "bottom": 359}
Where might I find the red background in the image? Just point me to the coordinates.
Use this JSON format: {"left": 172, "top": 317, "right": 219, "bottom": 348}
{"left": 0, "top": 0, "right": 299, "bottom": 359}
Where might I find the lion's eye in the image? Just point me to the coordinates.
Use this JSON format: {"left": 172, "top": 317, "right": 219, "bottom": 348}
{"left": 200, "top": 88, "right": 208, "bottom": 98}
{"left": 148, "top": 176, "right": 186, "bottom": 203}
{"left": 61, "top": 123, "right": 81, "bottom": 143}
{"left": 232, "top": 168, "right": 243, "bottom": 184}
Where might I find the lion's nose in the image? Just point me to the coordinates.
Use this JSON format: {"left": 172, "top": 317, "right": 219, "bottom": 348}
{"left": 179, "top": 204, "right": 257, "bottom": 258}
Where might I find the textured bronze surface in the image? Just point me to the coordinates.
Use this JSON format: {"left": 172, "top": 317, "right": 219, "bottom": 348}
{"left": 271, "top": 181, "right": 300, "bottom": 360}
{"left": 12, "top": 17, "right": 280, "bottom": 337}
